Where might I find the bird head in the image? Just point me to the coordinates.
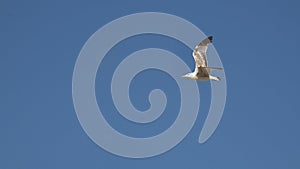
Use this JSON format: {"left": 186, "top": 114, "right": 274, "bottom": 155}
{"left": 181, "top": 73, "right": 193, "bottom": 79}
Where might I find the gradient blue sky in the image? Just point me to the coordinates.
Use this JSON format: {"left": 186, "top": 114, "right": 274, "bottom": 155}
{"left": 1, "top": 0, "right": 300, "bottom": 168}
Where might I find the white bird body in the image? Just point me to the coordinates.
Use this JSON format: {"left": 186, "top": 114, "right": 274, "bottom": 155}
{"left": 182, "top": 36, "right": 222, "bottom": 81}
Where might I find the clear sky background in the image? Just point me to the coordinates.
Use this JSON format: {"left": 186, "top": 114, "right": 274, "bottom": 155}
{"left": 1, "top": 0, "right": 300, "bottom": 168}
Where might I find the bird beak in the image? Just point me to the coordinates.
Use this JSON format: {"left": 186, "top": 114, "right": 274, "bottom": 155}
{"left": 181, "top": 75, "right": 187, "bottom": 78}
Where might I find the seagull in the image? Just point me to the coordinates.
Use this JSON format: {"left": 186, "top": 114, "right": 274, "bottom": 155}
{"left": 182, "top": 36, "right": 223, "bottom": 81}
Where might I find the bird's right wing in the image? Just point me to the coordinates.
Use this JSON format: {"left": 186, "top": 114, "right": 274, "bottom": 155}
{"left": 193, "top": 36, "right": 213, "bottom": 70}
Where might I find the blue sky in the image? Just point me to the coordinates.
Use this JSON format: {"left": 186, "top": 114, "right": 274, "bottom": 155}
{"left": 1, "top": 0, "right": 300, "bottom": 168}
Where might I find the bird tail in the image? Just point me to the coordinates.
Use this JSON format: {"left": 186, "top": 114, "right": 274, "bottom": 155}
{"left": 209, "top": 75, "right": 221, "bottom": 81}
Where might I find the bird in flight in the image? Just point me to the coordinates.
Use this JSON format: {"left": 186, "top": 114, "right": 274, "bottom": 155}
{"left": 182, "top": 36, "right": 222, "bottom": 81}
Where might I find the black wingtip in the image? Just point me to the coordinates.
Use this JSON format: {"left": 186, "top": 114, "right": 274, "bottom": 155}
{"left": 208, "top": 36, "right": 213, "bottom": 42}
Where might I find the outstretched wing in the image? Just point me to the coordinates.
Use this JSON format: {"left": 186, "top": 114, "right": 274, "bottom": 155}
{"left": 193, "top": 36, "right": 213, "bottom": 69}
